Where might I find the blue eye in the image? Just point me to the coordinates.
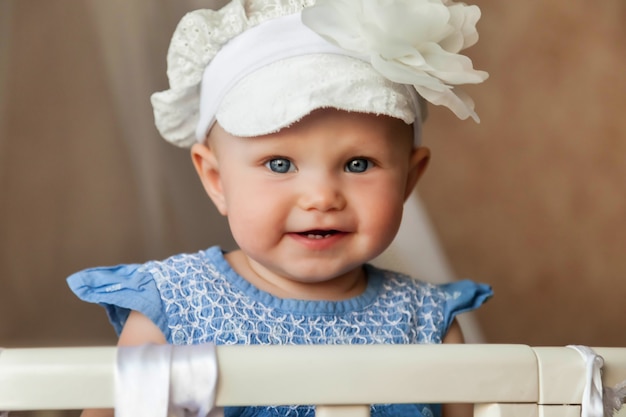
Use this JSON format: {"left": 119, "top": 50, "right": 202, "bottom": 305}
{"left": 266, "top": 158, "right": 295, "bottom": 173}
{"left": 345, "top": 158, "right": 372, "bottom": 173}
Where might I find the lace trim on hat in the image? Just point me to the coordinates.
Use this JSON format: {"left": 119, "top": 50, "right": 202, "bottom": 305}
{"left": 151, "top": 0, "right": 314, "bottom": 147}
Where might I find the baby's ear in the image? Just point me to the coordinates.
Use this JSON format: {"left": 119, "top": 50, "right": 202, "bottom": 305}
{"left": 190, "top": 143, "right": 228, "bottom": 215}
{"left": 404, "top": 146, "right": 430, "bottom": 200}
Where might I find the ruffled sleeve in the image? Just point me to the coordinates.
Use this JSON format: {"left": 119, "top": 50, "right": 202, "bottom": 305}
{"left": 67, "top": 264, "right": 169, "bottom": 339}
{"left": 438, "top": 279, "right": 493, "bottom": 333}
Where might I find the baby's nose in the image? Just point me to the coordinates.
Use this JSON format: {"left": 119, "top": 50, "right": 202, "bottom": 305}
{"left": 297, "top": 177, "right": 346, "bottom": 211}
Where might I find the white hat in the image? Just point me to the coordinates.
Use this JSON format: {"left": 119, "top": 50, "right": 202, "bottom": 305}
{"left": 151, "top": 0, "right": 489, "bottom": 148}
{"left": 199, "top": 13, "right": 424, "bottom": 144}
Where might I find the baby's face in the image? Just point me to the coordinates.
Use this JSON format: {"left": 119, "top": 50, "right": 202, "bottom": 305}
{"left": 203, "top": 109, "right": 428, "bottom": 289}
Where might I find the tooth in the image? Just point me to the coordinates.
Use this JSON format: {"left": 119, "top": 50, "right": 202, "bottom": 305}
{"left": 305, "top": 232, "right": 336, "bottom": 239}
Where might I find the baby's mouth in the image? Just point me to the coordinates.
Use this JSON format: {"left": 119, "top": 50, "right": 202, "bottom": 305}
{"left": 298, "top": 230, "right": 340, "bottom": 240}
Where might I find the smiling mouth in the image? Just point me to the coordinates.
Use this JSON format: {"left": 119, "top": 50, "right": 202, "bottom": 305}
{"left": 298, "top": 230, "right": 341, "bottom": 239}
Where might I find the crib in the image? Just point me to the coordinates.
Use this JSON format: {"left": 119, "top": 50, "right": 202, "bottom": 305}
{"left": 1, "top": 344, "right": 625, "bottom": 417}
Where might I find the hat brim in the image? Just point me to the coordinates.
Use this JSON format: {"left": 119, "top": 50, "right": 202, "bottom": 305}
{"left": 214, "top": 54, "right": 422, "bottom": 144}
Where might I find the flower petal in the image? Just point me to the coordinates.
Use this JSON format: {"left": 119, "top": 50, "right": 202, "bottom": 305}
{"left": 416, "top": 84, "right": 480, "bottom": 122}
{"left": 371, "top": 54, "right": 448, "bottom": 91}
{"left": 440, "top": 4, "right": 482, "bottom": 51}
{"left": 418, "top": 44, "right": 489, "bottom": 84}
{"left": 301, "top": 0, "right": 368, "bottom": 52}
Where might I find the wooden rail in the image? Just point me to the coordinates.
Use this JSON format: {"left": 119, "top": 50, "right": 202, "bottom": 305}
{"left": 1, "top": 344, "right": 625, "bottom": 417}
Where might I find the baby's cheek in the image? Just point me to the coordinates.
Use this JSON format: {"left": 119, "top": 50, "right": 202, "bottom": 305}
{"left": 227, "top": 203, "right": 278, "bottom": 247}
{"left": 367, "top": 192, "right": 405, "bottom": 237}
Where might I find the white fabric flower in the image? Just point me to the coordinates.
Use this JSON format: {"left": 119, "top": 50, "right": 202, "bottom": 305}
{"left": 301, "top": 0, "right": 489, "bottom": 122}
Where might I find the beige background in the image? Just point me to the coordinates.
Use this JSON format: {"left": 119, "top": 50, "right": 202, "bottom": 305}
{"left": 1, "top": 0, "right": 625, "bottom": 348}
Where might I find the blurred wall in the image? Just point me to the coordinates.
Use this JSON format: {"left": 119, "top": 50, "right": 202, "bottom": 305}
{"left": 0, "top": 0, "right": 234, "bottom": 346}
{"left": 420, "top": 0, "right": 626, "bottom": 346}
{"left": 1, "top": 0, "right": 625, "bottom": 347}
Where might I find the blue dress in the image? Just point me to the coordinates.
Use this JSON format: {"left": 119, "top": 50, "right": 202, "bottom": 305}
{"left": 68, "top": 246, "right": 492, "bottom": 417}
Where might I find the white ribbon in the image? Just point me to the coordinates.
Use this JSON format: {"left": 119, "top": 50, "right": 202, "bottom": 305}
{"left": 569, "top": 345, "right": 606, "bottom": 417}
{"left": 116, "top": 344, "right": 171, "bottom": 417}
{"left": 567, "top": 345, "right": 626, "bottom": 417}
{"left": 116, "top": 344, "right": 222, "bottom": 417}
{"left": 169, "top": 345, "right": 222, "bottom": 417}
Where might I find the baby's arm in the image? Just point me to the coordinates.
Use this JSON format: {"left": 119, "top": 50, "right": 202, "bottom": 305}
{"left": 80, "top": 310, "right": 167, "bottom": 417}
{"left": 118, "top": 309, "right": 168, "bottom": 346}
{"left": 441, "top": 319, "right": 473, "bottom": 417}
{"left": 442, "top": 318, "right": 465, "bottom": 344}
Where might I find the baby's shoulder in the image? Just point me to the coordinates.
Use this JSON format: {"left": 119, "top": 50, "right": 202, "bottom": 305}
{"left": 138, "top": 246, "right": 227, "bottom": 282}
{"left": 367, "top": 264, "right": 493, "bottom": 307}
{"left": 369, "top": 264, "right": 442, "bottom": 293}
{"left": 67, "top": 246, "right": 226, "bottom": 296}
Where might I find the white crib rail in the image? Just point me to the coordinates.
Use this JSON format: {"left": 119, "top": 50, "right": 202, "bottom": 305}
{"left": 1, "top": 344, "right": 626, "bottom": 417}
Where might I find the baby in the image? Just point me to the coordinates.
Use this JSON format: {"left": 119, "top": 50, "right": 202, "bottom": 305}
{"left": 68, "top": 1, "right": 492, "bottom": 416}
